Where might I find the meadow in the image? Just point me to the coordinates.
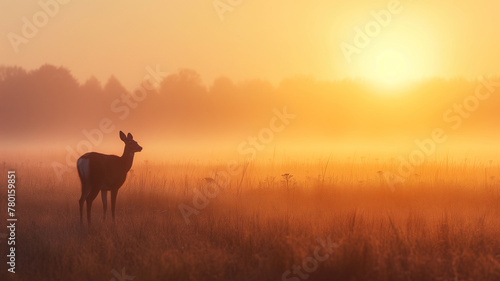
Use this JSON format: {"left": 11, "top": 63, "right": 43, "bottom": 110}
{"left": 1, "top": 155, "right": 500, "bottom": 281}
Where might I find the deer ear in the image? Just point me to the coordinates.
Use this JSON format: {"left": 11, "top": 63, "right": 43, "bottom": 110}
{"left": 127, "top": 133, "right": 133, "bottom": 140}
{"left": 120, "top": 131, "right": 127, "bottom": 141}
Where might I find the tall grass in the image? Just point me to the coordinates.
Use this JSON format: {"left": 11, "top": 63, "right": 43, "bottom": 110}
{"left": 0, "top": 156, "right": 499, "bottom": 281}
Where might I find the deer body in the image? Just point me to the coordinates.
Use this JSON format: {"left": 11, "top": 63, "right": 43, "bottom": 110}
{"left": 77, "top": 131, "right": 142, "bottom": 224}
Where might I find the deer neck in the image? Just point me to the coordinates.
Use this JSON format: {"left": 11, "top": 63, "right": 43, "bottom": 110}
{"left": 121, "top": 148, "right": 135, "bottom": 172}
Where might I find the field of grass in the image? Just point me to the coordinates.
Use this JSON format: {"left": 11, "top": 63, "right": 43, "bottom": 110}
{"left": 1, "top": 156, "right": 500, "bottom": 281}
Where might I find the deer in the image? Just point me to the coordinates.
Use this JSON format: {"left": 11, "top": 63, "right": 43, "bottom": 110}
{"left": 77, "top": 131, "right": 142, "bottom": 224}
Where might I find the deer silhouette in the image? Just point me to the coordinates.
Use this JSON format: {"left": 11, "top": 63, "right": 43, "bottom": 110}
{"left": 77, "top": 131, "right": 142, "bottom": 224}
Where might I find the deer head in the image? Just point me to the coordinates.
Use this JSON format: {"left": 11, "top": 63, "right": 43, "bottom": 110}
{"left": 120, "top": 131, "right": 143, "bottom": 153}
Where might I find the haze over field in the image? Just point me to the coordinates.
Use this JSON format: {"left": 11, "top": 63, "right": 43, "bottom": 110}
{"left": 1, "top": 65, "right": 500, "bottom": 161}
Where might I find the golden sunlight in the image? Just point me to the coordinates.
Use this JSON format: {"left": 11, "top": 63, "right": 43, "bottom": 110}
{"left": 376, "top": 50, "right": 408, "bottom": 84}
{"left": 3, "top": 1, "right": 500, "bottom": 280}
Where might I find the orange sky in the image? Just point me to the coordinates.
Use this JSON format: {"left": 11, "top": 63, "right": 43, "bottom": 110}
{"left": 1, "top": 0, "right": 499, "bottom": 89}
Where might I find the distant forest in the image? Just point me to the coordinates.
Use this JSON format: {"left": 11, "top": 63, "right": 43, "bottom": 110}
{"left": 1, "top": 64, "right": 499, "bottom": 144}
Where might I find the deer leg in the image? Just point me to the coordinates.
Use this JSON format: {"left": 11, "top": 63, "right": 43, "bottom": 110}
{"left": 79, "top": 196, "right": 85, "bottom": 224}
{"left": 111, "top": 189, "right": 118, "bottom": 222}
{"left": 86, "top": 189, "right": 99, "bottom": 225}
{"left": 79, "top": 185, "right": 90, "bottom": 224}
{"left": 101, "top": 190, "right": 108, "bottom": 221}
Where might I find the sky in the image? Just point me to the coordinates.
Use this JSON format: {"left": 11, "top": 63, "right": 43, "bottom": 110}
{"left": 1, "top": 0, "right": 499, "bottom": 90}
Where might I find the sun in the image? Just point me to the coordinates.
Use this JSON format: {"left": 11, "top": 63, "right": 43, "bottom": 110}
{"left": 342, "top": 18, "right": 439, "bottom": 89}
{"left": 375, "top": 50, "right": 409, "bottom": 85}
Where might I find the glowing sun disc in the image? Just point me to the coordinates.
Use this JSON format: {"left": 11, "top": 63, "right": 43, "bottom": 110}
{"left": 376, "top": 51, "right": 408, "bottom": 84}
